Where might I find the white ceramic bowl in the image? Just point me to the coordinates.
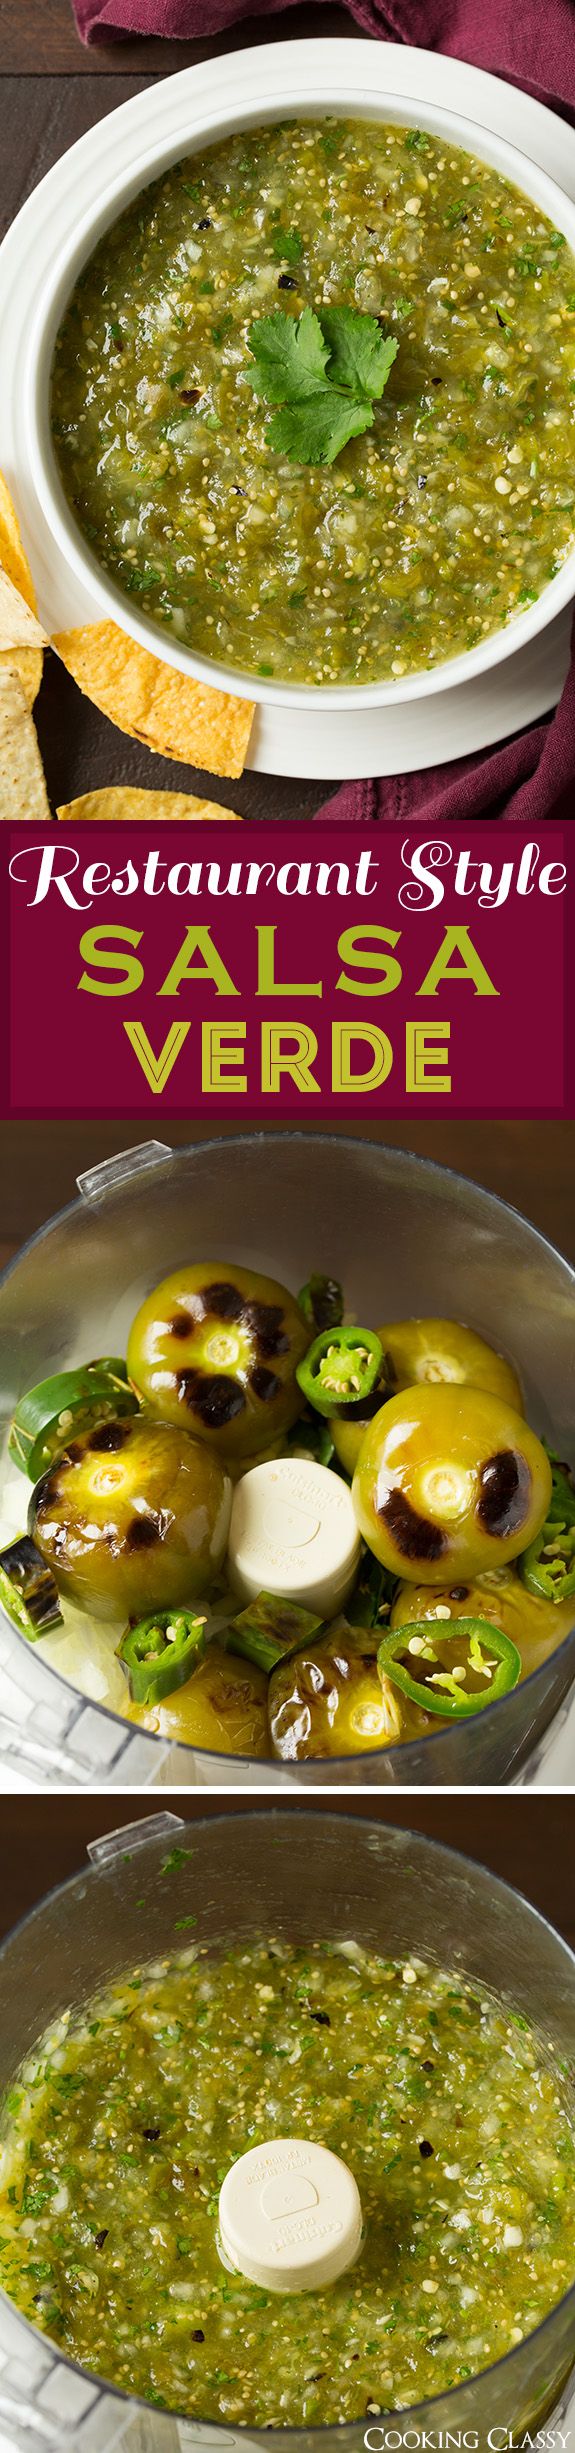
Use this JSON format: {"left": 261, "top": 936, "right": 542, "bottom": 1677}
{"left": 24, "top": 62, "right": 575, "bottom": 713}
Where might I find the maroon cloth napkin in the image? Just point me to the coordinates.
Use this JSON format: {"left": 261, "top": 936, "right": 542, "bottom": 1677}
{"left": 74, "top": 0, "right": 575, "bottom": 118}
{"left": 71, "top": 0, "right": 575, "bottom": 823}
{"left": 315, "top": 617, "right": 575, "bottom": 818}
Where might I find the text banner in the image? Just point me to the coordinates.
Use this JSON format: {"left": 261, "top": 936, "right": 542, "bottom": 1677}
{"left": 1, "top": 822, "right": 572, "bottom": 1119}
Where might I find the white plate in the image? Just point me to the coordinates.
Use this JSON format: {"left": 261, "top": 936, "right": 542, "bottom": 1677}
{"left": 1, "top": 37, "right": 574, "bottom": 780}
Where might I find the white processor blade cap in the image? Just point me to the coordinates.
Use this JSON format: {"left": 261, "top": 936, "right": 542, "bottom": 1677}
{"left": 227, "top": 1457, "right": 361, "bottom": 1618}
{"left": 218, "top": 2138, "right": 363, "bottom": 2294}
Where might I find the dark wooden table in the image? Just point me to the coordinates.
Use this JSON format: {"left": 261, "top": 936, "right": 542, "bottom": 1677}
{"left": 1, "top": 1115, "right": 573, "bottom": 1276}
{"left": 0, "top": 0, "right": 365, "bottom": 818}
{"left": 0, "top": 1791, "right": 572, "bottom": 1947}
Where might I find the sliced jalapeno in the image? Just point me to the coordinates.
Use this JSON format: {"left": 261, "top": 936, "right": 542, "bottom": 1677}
{"left": 225, "top": 1590, "right": 324, "bottom": 1675}
{"left": 545, "top": 1445, "right": 575, "bottom": 1522}
{"left": 520, "top": 1449, "right": 575, "bottom": 1603}
{"left": 377, "top": 1614, "right": 521, "bottom": 1719}
{"left": 117, "top": 1608, "right": 206, "bottom": 1705}
{"left": 9, "top": 1359, "right": 138, "bottom": 1481}
{"left": 297, "top": 1275, "right": 344, "bottom": 1336}
{"left": 0, "top": 1537, "right": 63, "bottom": 1641}
{"left": 520, "top": 1527, "right": 575, "bottom": 1604}
{"left": 296, "top": 1326, "right": 383, "bottom": 1419}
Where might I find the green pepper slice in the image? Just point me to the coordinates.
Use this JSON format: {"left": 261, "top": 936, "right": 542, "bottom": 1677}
{"left": 520, "top": 1522, "right": 575, "bottom": 1602}
{"left": 297, "top": 1274, "right": 344, "bottom": 1335}
{"left": 0, "top": 1537, "right": 63, "bottom": 1641}
{"left": 117, "top": 1609, "right": 206, "bottom": 1705}
{"left": 547, "top": 1450, "right": 575, "bottom": 1527}
{"left": 225, "top": 1590, "right": 324, "bottom": 1675}
{"left": 296, "top": 1325, "right": 383, "bottom": 1418}
{"left": 9, "top": 1359, "right": 138, "bottom": 1481}
{"left": 520, "top": 1448, "right": 575, "bottom": 1602}
{"left": 377, "top": 1615, "right": 521, "bottom": 1719}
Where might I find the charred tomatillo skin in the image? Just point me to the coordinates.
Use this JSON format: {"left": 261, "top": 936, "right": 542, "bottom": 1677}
{"left": 352, "top": 1384, "right": 551, "bottom": 1585}
{"left": 127, "top": 1265, "right": 309, "bottom": 1463}
{"left": 376, "top": 1318, "right": 523, "bottom": 1413}
{"left": 268, "top": 1624, "right": 425, "bottom": 1759}
{"left": 0, "top": 1537, "right": 63, "bottom": 1641}
{"left": 391, "top": 1566, "right": 575, "bottom": 1680}
{"left": 127, "top": 1639, "right": 268, "bottom": 1756}
{"left": 29, "top": 1418, "right": 231, "bottom": 1623}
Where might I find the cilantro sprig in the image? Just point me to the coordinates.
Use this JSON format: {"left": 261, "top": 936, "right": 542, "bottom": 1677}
{"left": 246, "top": 303, "right": 398, "bottom": 466}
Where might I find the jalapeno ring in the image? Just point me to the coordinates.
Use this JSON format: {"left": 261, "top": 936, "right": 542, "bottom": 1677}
{"left": 519, "top": 1449, "right": 575, "bottom": 1603}
{"left": 377, "top": 1614, "right": 521, "bottom": 1719}
{"left": 117, "top": 1609, "right": 207, "bottom": 1705}
{"left": 296, "top": 1326, "right": 383, "bottom": 1419}
{"left": 9, "top": 1359, "right": 138, "bottom": 1482}
{"left": 520, "top": 1522, "right": 575, "bottom": 1603}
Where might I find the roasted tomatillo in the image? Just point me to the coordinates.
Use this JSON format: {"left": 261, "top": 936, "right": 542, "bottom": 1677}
{"left": 268, "top": 1623, "right": 425, "bottom": 1758}
{"left": 127, "top": 1265, "right": 309, "bottom": 1461}
{"left": 390, "top": 1565, "right": 575, "bottom": 1681}
{"left": 29, "top": 1418, "right": 231, "bottom": 1622}
{"left": 352, "top": 1385, "right": 551, "bottom": 1584}
{"left": 376, "top": 1318, "right": 523, "bottom": 1412}
{"left": 127, "top": 1639, "right": 268, "bottom": 1756}
{"left": 331, "top": 1402, "right": 385, "bottom": 1479}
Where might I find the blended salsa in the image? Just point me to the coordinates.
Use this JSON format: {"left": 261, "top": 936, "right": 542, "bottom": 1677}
{"left": 50, "top": 118, "right": 575, "bottom": 688}
{"left": 1, "top": 1938, "right": 574, "bottom": 2423}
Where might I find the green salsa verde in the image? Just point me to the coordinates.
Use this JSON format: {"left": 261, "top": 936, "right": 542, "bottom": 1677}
{"left": 50, "top": 118, "right": 575, "bottom": 689}
{"left": 1, "top": 1939, "right": 574, "bottom": 2423}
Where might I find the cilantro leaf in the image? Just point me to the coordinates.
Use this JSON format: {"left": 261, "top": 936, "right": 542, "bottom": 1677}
{"left": 267, "top": 392, "right": 374, "bottom": 466}
{"left": 271, "top": 226, "right": 304, "bottom": 265}
{"left": 320, "top": 305, "right": 397, "bottom": 401}
{"left": 248, "top": 306, "right": 329, "bottom": 406}
{"left": 247, "top": 304, "right": 398, "bottom": 466}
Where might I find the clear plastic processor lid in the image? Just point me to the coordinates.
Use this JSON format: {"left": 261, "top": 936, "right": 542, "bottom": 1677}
{"left": 0, "top": 1811, "right": 573, "bottom": 2451}
{"left": 0, "top": 1135, "right": 573, "bottom": 1790}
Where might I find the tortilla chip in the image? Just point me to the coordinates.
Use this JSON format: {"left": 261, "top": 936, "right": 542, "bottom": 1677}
{"left": 56, "top": 787, "right": 243, "bottom": 822}
{"left": 0, "top": 664, "right": 51, "bottom": 820}
{"left": 0, "top": 568, "right": 46, "bottom": 653}
{"left": 52, "top": 621, "right": 254, "bottom": 778}
{"left": 0, "top": 477, "right": 44, "bottom": 707}
{"left": 2, "top": 646, "right": 44, "bottom": 709}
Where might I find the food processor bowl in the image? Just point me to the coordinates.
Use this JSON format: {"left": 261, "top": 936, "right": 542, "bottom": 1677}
{"left": 0, "top": 1809, "right": 573, "bottom": 2452}
{"left": 0, "top": 1134, "right": 573, "bottom": 1790}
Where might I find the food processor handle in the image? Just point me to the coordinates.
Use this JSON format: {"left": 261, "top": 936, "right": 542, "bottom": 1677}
{"left": 77, "top": 1141, "right": 174, "bottom": 1202}
{"left": 87, "top": 1810, "right": 188, "bottom": 1864}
